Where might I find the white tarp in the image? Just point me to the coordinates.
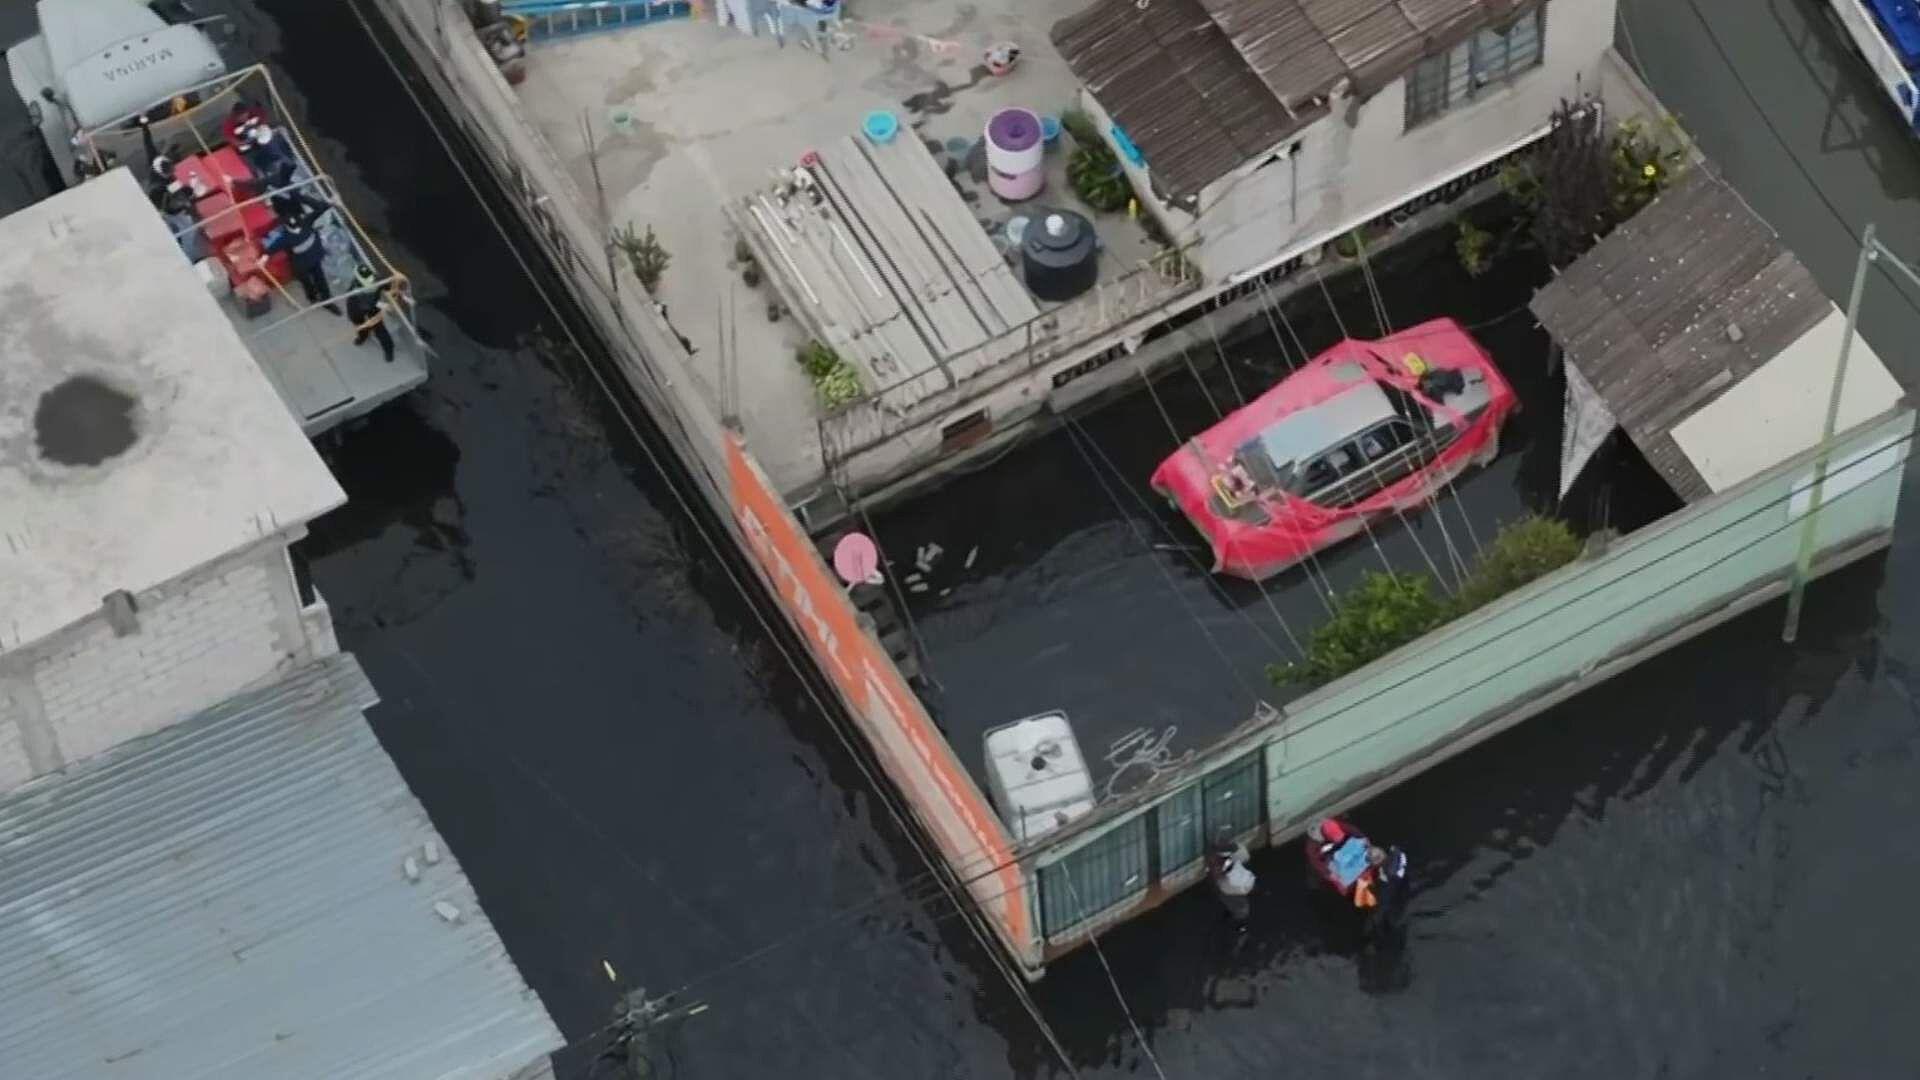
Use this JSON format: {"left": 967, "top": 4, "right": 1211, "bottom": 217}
{"left": 1560, "top": 359, "right": 1616, "bottom": 501}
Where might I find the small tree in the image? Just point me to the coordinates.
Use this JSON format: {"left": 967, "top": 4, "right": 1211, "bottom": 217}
{"left": 1451, "top": 515, "right": 1581, "bottom": 615}
{"left": 1506, "top": 98, "right": 1610, "bottom": 270}
{"left": 1459, "top": 99, "right": 1686, "bottom": 278}
{"left": 614, "top": 223, "right": 670, "bottom": 293}
{"left": 1267, "top": 572, "right": 1450, "bottom": 687}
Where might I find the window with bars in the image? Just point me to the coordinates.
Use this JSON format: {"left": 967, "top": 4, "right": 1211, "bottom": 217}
{"left": 1405, "top": 6, "right": 1548, "bottom": 129}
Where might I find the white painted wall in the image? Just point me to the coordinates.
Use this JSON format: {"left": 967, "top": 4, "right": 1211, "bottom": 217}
{"left": 1156, "top": 0, "right": 1620, "bottom": 280}
{"left": 0, "top": 535, "right": 333, "bottom": 794}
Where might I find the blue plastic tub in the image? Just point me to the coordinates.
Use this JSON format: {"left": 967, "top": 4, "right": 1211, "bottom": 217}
{"left": 863, "top": 110, "right": 899, "bottom": 145}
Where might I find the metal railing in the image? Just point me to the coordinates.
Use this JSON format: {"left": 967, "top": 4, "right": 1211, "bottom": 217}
{"left": 816, "top": 254, "right": 1201, "bottom": 467}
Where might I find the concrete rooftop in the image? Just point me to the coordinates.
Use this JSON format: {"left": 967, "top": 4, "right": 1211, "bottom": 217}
{"left": 0, "top": 169, "right": 345, "bottom": 652}
{"left": 514, "top": 0, "right": 1164, "bottom": 493}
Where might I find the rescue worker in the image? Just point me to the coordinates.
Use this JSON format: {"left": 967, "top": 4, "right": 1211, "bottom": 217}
{"left": 263, "top": 209, "right": 338, "bottom": 314}
{"left": 346, "top": 264, "right": 396, "bottom": 362}
{"left": 268, "top": 183, "right": 330, "bottom": 226}
{"left": 160, "top": 187, "right": 208, "bottom": 263}
{"left": 1207, "top": 829, "right": 1256, "bottom": 933}
{"left": 222, "top": 100, "right": 269, "bottom": 146}
{"left": 135, "top": 113, "right": 177, "bottom": 207}
{"left": 242, "top": 123, "right": 299, "bottom": 189}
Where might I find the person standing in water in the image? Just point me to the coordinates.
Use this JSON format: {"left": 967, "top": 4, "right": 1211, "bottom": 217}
{"left": 1208, "top": 829, "right": 1256, "bottom": 933}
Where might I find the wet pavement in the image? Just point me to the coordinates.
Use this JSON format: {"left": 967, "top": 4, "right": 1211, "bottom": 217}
{"left": 6, "top": 0, "right": 1920, "bottom": 1076}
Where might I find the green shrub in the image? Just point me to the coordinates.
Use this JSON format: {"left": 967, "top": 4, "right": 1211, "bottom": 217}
{"left": 614, "top": 223, "right": 670, "bottom": 292}
{"left": 1452, "top": 515, "right": 1581, "bottom": 615}
{"left": 1268, "top": 516, "right": 1582, "bottom": 689}
{"left": 1068, "top": 143, "right": 1131, "bottom": 213}
{"left": 1455, "top": 218, "right": 1494, "bottom": 277}
{"left": 795, "top": 340, "right": 864, "bottom": 409}
{"left": 1268, "top": 572, "right": 1450, "bottom": 687}
{"left": 1060, "top": 107, "right": 1100, "bottom": 147}
{"left": 1607, "top": 116, "right": 1686, "bottom": 221}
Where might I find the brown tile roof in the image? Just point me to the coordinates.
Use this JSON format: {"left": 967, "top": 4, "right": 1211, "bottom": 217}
{"left": 1530, "top": 171, "right": 1832, "bottom": 502}
{"left": 1051, "top": 0, "right": 1305, "bottom": 200}
{"left": 1053, "top": 0, "right": 1541, "bottom": 197}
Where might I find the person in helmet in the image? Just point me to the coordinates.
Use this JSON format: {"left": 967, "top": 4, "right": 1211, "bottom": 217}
{"left": 242, "top": 122, "right": 299, "bottom": 188}
{"left": 223, "top": 100, "right": 270, "bottom": 147}
{"left": 345, "top": 264, "right": 396, "bottom": 362}
{"left": 262, "top": 208, "right": 338, "bottom": 314}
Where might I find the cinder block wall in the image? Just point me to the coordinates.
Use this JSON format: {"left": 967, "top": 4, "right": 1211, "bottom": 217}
{"left": 0, "top": 536, "right": 330, "bottom": 793}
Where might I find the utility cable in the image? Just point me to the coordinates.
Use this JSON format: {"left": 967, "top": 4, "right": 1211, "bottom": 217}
{"left": 1305, "top": 267, "right": 1457, "bottom": 590}
{"left": 1323, "top": 255, "right": 1472, "bottom": 585}
{"left": 1354, "top": 229, "right": 1486, "bottom": 560}
{"left": 1198, "top": 307, "right": 1348, "bottom": 616}
{"left": 360, "top": 1, "right": 1913, "bottom": 1058}
{"left": 1056, "top": 873, "right": 1171, "bottom": 1080}
{"left": 1062, "top": 414, "right": 1299, "bottom": 674}
{"left": 347, "top": 3, "right": 1079, "bottom": 1072}
{"left": 1061, "top": 409, "right": 1300, "bottom": 658}
{"left": 442, "top": 424, "right": 1917, "bottom": 1052}
{"left": 1253, "top": 283, "right": 1399, "bottom": 579}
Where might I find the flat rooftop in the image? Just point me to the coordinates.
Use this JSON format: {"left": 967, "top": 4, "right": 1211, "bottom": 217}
{"left": 0, "top": 169, "right": 345, "bottom": 652}
{"left": 513, "top": 0, "right": 1170, "bottom": 493}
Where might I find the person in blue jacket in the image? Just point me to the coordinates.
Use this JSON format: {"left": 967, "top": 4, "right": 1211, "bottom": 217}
{"left": 262, "top": 207, "right": 338, "bottom": 314}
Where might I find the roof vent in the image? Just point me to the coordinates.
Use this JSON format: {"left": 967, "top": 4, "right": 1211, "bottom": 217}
{"left": 1725, "top": 322, "right": 1744, "bottom": 343}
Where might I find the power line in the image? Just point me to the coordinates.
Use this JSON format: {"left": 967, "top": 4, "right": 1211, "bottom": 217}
{"left": 346, "top": 3, "right": 1080, "bottom": 1073}
{"left": 362, "top": 3, "right": 1911, "bottom": 1062}
{"left": 1196, "top": 310, "right": 1347, "bottom": 619}
{"left": 1057, "top": 873, "right": 1171, "bottom": 1080}
{"left": 475, "top": 425, "right": 1916, "bottom": 1060}
{"left": 1354, "top": 227, "right": 1486, "bottom": 567}
{"left": 1060, "top": 412, "right": 1297, "bottom": 677}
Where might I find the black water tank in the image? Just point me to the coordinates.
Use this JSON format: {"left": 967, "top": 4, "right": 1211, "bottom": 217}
{"left": 1021, "top": 210, "right": 1099, "bottom": 302}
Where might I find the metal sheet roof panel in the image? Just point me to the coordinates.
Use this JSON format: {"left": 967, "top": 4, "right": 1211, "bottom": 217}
{"left": 0, "top": 654, "right": 563, "bottom": 1080}
{"left": 1531, "top": 171, "right": 1836, "bottom": 502}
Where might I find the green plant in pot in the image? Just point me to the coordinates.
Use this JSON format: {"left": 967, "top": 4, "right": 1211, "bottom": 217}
{"left": 1068, "top": 142, "right": 1131, "bottom": 213}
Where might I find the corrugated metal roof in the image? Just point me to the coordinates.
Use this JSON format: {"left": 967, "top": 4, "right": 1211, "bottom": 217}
{"left": 1530, "top": 171, "right": 1832, "bottom": 502}
{"left": 0, "top": 654, "right": 564, "bottom": 1080}
{"left": 1051, "top": 0, "right": 1304, "bottom": 199}
{"left": 1053, "top": 0, "right": 1540, "bottom": 196}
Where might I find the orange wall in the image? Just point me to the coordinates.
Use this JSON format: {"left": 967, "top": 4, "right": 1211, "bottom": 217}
{"left": 725, "top": 438, "right": 1033, "bottom": 957}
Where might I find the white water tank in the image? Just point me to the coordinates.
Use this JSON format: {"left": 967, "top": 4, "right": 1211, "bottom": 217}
{"left": 983, "top": 711, "right": 1095, "bottom": 843}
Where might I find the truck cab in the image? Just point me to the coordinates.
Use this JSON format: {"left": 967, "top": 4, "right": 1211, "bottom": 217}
{"left": 8, "top": 0, "right": 228, "bottom": 185}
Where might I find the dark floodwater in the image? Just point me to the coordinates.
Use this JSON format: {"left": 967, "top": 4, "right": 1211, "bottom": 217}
{"left": 9, "top": 0, "right": 1920, "bottom": 1076}
{"left": 873, "top": 224, "right": 1681, "bottom": 794}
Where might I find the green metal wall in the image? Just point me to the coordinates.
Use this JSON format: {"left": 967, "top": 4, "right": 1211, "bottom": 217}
{"left": 1031, "top": 409, "right": 1911, "bottom": 947}
{"left": 1263, "top": 409, "right": 1911, "bottom": 833}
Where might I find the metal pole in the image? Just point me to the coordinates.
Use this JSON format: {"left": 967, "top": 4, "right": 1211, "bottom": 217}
{"left": 1783, "top": 223, "right": 1876, "bottom": 643}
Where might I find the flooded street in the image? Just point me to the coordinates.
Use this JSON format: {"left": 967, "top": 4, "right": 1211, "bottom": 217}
{"left": 5, "top": 0, "right": 1919, "bottom": 1075}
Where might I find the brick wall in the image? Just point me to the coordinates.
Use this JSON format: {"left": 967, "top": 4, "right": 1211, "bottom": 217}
{"left": 0, "top": 538, "right": 328, "bottom": 793}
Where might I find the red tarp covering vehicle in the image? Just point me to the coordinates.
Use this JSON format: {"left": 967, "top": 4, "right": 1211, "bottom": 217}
{"left": 1150, "top": 318, "right": 1516, "bottom": 581}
